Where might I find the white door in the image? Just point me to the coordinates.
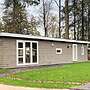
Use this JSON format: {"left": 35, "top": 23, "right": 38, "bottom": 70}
{"left": 72, "top": 44, "right": 78, "bottom": 61}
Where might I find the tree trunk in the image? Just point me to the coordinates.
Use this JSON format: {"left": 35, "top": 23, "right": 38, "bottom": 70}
{"left": 88, "top": 5, "right": 90, "bottom": 41}
{"left": 73, "top": 0, "right": 76, "bottom": 40}
{"left": 65, "top": 0, "right": 69, "bottom": 39}
{"left": 81, "top": 0, "right": 84, "bottom": 40}
{"left": 43, "top": 0, "right": 47, "bottom": 37}
{"left": 59, "top": 0, "right": 61, "bottom": 38}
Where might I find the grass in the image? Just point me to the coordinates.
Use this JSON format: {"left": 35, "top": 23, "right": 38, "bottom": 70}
{"left": 0, "top": 62, "right": 90, "bottom": 88}
{"left": 0, "top": 68, "right": 10, "bottom": 74}
{"left": 0, "top": 78, "right": 77, "bottom": 89}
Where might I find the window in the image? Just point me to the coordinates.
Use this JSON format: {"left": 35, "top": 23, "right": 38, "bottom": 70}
{"left": 18, "top": 58, "right": 23, "bottom": 64}
{"left": 56, "top": 48, "right": 62, "bottom": 54}
{"left": 25, "top": 42, "right": 31, "bottom": 63}
{"left": 32, "top": 43, "right": 37, "bottom": 63}
{"left": 18, "top": 42, "right": 23, "bottom": 64}
{"left": 18, "top": 49, "right": 23, "bottom": 56}
{"left": 18, "top": 42, "right": 23, "bottom": 48}
{"left": 88, "top": 49, "right": 90, "bottom": 54}
{"left": 81, "top": 45, "right": 84, "bottom": 55}
{"left": 17, "top": 40, "right": 38, "bottom": 65}
{"left": 88, "top": 44, "right": 90, "bottom": 48}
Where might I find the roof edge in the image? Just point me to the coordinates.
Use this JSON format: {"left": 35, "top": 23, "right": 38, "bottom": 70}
{"left": 0, "top": 32, "right": 90, "bottom": 44}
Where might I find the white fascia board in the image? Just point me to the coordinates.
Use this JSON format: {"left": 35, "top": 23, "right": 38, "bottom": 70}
{"left": 0, "top": 32, "right": 90, "bottom": 44}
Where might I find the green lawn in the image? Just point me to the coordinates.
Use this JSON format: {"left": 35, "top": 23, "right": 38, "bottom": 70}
{"left": 0, "top": 62, "right": 90, "bottom": 89}
{"left": 0, "top": 68, "right": 10, "bottom": 74}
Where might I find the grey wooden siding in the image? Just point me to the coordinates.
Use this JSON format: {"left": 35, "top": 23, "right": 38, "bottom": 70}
{"left": 0, "top": 38, "right": 16, "bottom": 68}
{"left": 39, "top": 41, "right": 73, "bottom": 65}
{"left": 0, "top": 38, "right": 88, "bottom": 68}
{"left": 77, "top": 44, "right": 88, "bottom": 62}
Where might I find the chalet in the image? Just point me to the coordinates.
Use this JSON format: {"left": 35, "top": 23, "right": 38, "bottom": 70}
{"left": 0, "top": 33, "right": 90, "bottom": 68}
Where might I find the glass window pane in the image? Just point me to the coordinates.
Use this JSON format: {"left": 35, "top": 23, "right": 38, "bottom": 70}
{"left": 18, "top": 58, "right": 23, "bottom": 64}
{"left": 18, "top": 42, "right": 23, "bottom": 48}
{"left": 18, "top": 49, "right": 23, "bottom": 56}
{"left": 32, "top": 43, "right": 37, "bottom": 63}
{"left": 57, "top": 50, "right": 61, "bottom": 53}
{"left": 32, "top": 43, "right": 37, "bottom": 49}
{"left": 25, "top": 42, "right": 30, "bottom": 63}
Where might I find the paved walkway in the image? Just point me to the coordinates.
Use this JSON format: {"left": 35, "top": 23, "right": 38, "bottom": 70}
{"left": 71, "top": 83, "right": 90, "bottom": 90}
{"left": 0, "top": 84, "right": 69, "bottom": 90}
{"left": 1, "top": 83, "right": 90, "bottom": 90}
{"left": 77, "top": 83, "right": 90, "bottom": 90}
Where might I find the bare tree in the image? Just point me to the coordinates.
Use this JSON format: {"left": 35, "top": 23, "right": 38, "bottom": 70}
{"left": 48, "top": 16, "right": 59, "bottom": 37}
{"left": 81, "top": 0, "right": 84, "bottom": 40}
{"left": 64, "top": 0, "right": 69, "bottom": 39}
{"left": 43, "top": 0, "right": 47, "bottom": 36}
{"left": 53, "top": 0, "right": 61, "bottom": 38}
{"left": 73, "top": 0, "right": 76, "bottom": 40}
{"left": 42, "top": 0, "right": 53, "bottom": 37}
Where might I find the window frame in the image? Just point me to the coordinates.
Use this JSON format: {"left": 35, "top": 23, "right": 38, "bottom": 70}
{"left": 16, "top": 40, "right": 38, "bottom": 66}
{"left": 56, "top": 48, "right": 62, "bottom": 55}
{"left": 32, "top": 42, "right": 38, "bottom": 64}
{"left": 17, "top": 40, "right": 24, "bottom": 65}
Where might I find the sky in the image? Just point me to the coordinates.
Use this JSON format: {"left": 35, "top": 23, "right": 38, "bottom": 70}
{"left": 0, "top": 0, "right": 65, "bottom": 19}
{"left": 26, "top": 0, "right": 65, "bottom": 35}
{"left": 26, "top": 0, "right": 65, "bottom": 17}
{"left": 0, "top": 0, "right": 4, "bottom": 20}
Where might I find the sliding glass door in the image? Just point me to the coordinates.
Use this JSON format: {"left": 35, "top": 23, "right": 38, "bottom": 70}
{"left": 17, "top": 40, "right": 38, "bottom": 65}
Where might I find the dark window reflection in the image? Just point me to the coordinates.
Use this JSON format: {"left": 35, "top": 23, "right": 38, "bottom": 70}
{"left": 18, "top": 42, "right": 23, "bottom": 48}
{"left": 18, "top": 58, "right": 23, "bottom": 64}
{"left": 18, "top": 49, "right": 23, "bottom": 56}
{"left": 32, "top": 43, "right": 37, "bottom": 63}
{"left": 25, "top": 42, "right": 30, "bottom": 63}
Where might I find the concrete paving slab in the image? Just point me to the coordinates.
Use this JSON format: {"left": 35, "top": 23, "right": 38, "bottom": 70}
{"left": 78, "top": 83, "right": 90, "bottom": 90}
{"left": 0, "top": 84, "right": 69, "bottom": 90}
{"left": 71, "top": 83, "right": 90, "bottom": 90}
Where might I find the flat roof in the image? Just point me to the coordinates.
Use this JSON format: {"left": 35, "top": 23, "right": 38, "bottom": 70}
{"left": 0, "top": 32, "right": 90, "bottom": 44}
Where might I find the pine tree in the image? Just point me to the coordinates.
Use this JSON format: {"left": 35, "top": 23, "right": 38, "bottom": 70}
{"left": 3, "top": 1, "right": 28, "bottom": 33}
{"left": 0, "top": 22, "right": 3, "bottom": 32}
{"left": 2, "top": 0, "right": 40, "bottom": 35}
